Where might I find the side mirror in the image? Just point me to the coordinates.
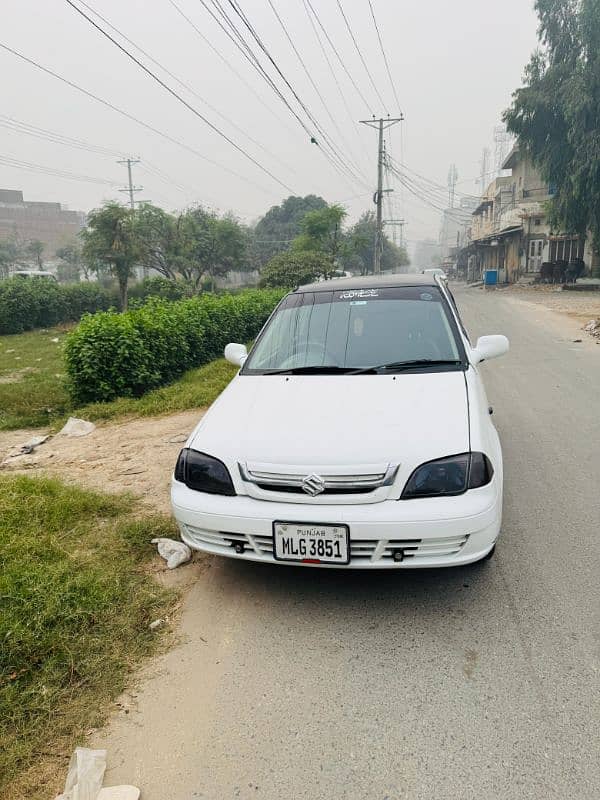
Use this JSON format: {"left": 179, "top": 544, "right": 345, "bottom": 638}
{"left": 471, "top": 335, "right": 509, "bottom": 364}
{"left": 224, "top": 342, "right": 248, "bottom": 367}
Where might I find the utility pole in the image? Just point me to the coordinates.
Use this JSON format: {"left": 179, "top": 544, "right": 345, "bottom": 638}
{"left": 447, "top": 164, "right": 458, "bottom": 208}
{"left": 479, "top": 147, "right": 491, "bottom": 196}
{"left": 118, "top": 157, "right": 142, "bottom": 209}
{"left": 360, "top": 115, "right": 403, "bottom": 273}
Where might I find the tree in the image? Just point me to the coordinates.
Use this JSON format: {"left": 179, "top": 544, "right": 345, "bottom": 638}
{"left": 55, "top": 243, "right": 83, "bottom": 283}
{"left": 259, "top": 250, "right": 331, "bottom": 288}
{"left": 344, "top": 212, "right": 410, "bottom": 274}
{"left": 180, "top": 207, "right": 247, "bottom": 289}
{"left": 133, "top": 203, "right": 186, "bottom": 280}
{"left": 291, "top": 204, "right": 347, "bottom": 271}
{"left": 27, "top": 239, "right": 44, "bottom": 269}
{"left": 0, "top": 240, "right": 20, "bottom": 278}
{"left": 504, "top": 0, "right": 600, "bottom": 251}
{"left": 253, "top": 194, "right": 327, "bottom": 266}
{"left": 81, "top": 202, "right": 141, "bottom": 310}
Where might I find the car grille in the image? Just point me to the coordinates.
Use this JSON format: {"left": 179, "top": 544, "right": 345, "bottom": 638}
{"left": 239, "top": 463, "right": 399, "bottom": 497}
{"left": 182, "top": 525, "right": 468, "bottom": 564}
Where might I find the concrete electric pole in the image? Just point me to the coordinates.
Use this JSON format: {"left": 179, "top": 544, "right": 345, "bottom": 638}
{"left": 360, "top": 116, "right": 403, "bottom": 274}
{"left": 118, "top": 157, "right": 142, "bottom": 209}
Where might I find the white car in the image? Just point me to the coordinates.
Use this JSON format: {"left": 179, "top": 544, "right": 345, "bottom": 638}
{"left": 171, "top": 274, "right": 508, "bottom": 569}
{"left": 423, "top": 268, "right": 448, "bottom": 281}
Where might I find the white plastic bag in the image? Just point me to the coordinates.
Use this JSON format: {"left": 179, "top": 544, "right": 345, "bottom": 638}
{"left": 151, "top": 537, "right": 192, "bottom": 569}
{"left": 56, "top": 747, "right": 107, "bottom": 800}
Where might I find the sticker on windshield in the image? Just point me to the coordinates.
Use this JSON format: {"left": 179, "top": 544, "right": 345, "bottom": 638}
{"left": 350, "top": 300, "right": 367, "bottom": 306}
{"left": 339, "top": 289, "right": 379, "bottom": 300}
{"left": 420, "top": 292, "right": 433, "bottom": 301}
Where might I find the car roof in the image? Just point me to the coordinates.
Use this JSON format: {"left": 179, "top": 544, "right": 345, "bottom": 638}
{"left": 297, "top": 272, "right": 438, "bottom": 293}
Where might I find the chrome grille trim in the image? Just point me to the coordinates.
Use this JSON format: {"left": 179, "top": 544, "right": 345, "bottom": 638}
{"left": 239, "top": 463, "right": 399, "bottom": 492}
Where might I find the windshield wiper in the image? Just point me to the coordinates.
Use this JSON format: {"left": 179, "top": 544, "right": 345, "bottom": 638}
{"left": 262, "top": 365, "right": 357, "bottom": 376}
{"left": 350, "top": 359, "right": 463, "bottom": 375}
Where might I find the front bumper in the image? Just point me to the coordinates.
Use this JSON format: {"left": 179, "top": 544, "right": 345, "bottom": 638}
{"left": 171, "top": 478, "right": 502, "bottom": 569}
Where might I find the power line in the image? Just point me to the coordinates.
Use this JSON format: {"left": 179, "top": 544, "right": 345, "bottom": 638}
{"left": 0, "top": 41, "right": 276, "bottom": 200}
{"left": 166, "top": 0, "right": 297, "bottom": 139}
{"left": 200, "top": 0, "right": 368, "bottom": 189}
{"left": 335, "top": 0, "right": 388, "bottom": 112}
{"left": 64, "top": 0, "right": 296, "bottom": 193}
{"left": 299, "top": 0, "right": 371, "bottom": 166}
{"left": 264, "top": 0, "right": 369, "bottom": 183}
{"left": 76, "top": 0, "right": 295, "bottom": 177}
{"left": 304, "top": 0, "right": 374, "bottom": 114}
{"left": 0, "top": 112, "right": 202, "bottom": 203}
{"left": 367, "top": 0, "right": 402, "bottom": 113}
{"left": 0, "top": 153, "right": 120, "bottom": 186}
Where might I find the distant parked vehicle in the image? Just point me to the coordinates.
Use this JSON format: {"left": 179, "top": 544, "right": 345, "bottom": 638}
{"left": 423, "top": 268, "right": 448, "bottom": 282}
{"left": 12, "top": 270, "right": 57, "bottom": 281}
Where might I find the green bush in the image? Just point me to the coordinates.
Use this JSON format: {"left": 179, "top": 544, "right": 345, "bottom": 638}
{"left": 64, "top": 289, "right": 285, "bottom": 403}
{"left": 129, "top": 276, "right": 193, "bottom": 303}
{"left": 0, "top": 278, "right": 114, "bottom": 334}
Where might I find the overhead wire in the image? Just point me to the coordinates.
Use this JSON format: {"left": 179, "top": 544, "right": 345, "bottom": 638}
{"left": 299, "top": 0, "right": 371, "bottom": 166}
{"left": 0, "top": 41, "right": 277, "bottom": 202}
{"left": 335, "top": 0, "right": 388, "bottom": 112}
{"left": 63, "top": 0, "right": 296, "bottom": 194}
{"left": 264, "top": 0, "right": 369, "bottom": 183}
{"left": 303, "top": 0, "right": 373, "bottom": 114}
{"left": 367, "top": 0, "right": 402, "bottom": 112}
{"left": 201, "top": 0, "right": 368, "bottom": 189}
{"left": 76, "top": 0, "right": 296, "bottom": 176}
{"left": 0, "top": 154, "right": 120, "bottom": 186}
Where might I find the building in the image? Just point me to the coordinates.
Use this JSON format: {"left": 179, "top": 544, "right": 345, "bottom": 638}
{"left": 0, "top": 189, "right": 85, "bottom": 259}
{"left": 462, "top": 147, "right": 594, "bottom": 283}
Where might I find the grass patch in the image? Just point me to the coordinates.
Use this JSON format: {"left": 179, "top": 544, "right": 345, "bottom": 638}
{"left": 0, "top": 327, "right": 71, "bottom": 429}
{"left": 0, "top": 475, "right": 178, "bottom": 800}
{"left": 0, "top": 327, "right": 237, "bottom": 431}
{"left": 75, "top": 358, "right": 238, "bottom": 423}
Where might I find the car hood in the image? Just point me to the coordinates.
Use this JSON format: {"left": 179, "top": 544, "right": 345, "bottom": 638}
{"left": 189, "top": 372, "right": 470, "bottom": 470}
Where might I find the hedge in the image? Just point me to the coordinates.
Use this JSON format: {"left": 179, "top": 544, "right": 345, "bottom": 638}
{"left": 0, "top": 279, "right": 116, "bottom": 335}
{"left": 64, "top": 289, "right": 285, "bottom": 404}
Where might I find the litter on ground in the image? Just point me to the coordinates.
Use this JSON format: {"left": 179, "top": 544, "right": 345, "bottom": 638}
{"left": 151, "top": 537, "right": 192, "bottom": 569}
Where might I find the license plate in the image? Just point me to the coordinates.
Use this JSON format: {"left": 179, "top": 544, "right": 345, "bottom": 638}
{"left": 273, "top": 522, "right": 350, "bottom": 564}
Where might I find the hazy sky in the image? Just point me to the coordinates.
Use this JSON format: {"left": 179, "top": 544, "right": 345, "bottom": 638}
{"left": 2, "top": 0, "right": 539, "bottom": 246}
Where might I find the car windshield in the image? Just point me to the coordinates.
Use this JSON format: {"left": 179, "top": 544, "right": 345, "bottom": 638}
{"left": 243, "top": 285, "right": 464, "bottom": 374}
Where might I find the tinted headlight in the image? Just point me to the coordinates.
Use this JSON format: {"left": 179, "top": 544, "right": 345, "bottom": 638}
{"left": 174, "top": 449, "right": 236, "bottom": 496}
{"left": 401, "top": 452, "right": 493, "bottom": 499}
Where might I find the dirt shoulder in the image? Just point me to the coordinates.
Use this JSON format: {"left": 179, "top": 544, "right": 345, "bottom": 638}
{"left": 0, "top": 409, "right": 204, "bottom": 513}
{"left": 495, "top": 284, "right": 600, "bottom": 327}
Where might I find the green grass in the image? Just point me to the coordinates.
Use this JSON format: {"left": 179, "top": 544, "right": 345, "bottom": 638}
{"left": 0, "top": 327, "right": 71, "bottom": 429}
{"left": 0, "top": 327, "right": 237, "bottom": 431}
{"left": 0, "top": 474, "right": 178, "bottom": 800}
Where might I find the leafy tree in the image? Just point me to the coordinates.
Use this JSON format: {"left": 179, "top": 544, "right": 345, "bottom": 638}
{"left": 26, "top": 239, "right": 44, "bottom": 269}
{"left": 259, "top": 250, "right": 331, "bottom": 288}
{"left": 55, "top": 243, "right": 83, "bottom": 283}
{"left": 292, "top": 204, "right": 347, "bottom": 270}
{"left": 344, "top": 212, "right": 410, "bottom": 274}
{"left": 0, "top": 240, "right": 20, "bottom": 278}
{"left": 253, "top": 194, "right": 327, "bottom": 266}
{"left": 504, "top": 0, "right": 600, "bottom": 250}
{"left": 81, "top": 202, "right": 141, "bottom": 310}
{"left": 180, "top": 207, "right": 247, "bottom": 289}
{"left": 133, "top": 203, "right": 187, "bottom": 280}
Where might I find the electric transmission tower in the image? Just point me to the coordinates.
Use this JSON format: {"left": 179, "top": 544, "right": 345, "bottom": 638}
{"left": 447, "top": 164, "right": 458, "bottom": 208}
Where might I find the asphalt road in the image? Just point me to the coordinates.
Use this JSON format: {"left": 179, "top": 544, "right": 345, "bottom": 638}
{"left": 98, "top": 286, "right": 600, "bottom": 800}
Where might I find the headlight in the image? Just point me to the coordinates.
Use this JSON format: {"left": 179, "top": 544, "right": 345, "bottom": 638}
{"left": 174, "top": 449, "right": 236, "bottom": 496}
{"left": 401, "top": 452, "right": 493, "bottom": 499}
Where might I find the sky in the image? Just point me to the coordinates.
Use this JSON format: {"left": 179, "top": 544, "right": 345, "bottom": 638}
{"left": 1, "top": 0, "right": 539, "bottom": 249}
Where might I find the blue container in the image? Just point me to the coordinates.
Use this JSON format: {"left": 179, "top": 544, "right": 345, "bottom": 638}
{"left": 484, "top": 269, "right": 498, "bottom": 286}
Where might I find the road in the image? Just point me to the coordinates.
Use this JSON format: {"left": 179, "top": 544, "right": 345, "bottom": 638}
{"left": 96, "top": 286, "right": 600, "bottom": 800}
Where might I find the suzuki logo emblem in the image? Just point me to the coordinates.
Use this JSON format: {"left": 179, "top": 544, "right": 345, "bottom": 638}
{"left": 302, "top": 473, "right": 326, "bottom": 496}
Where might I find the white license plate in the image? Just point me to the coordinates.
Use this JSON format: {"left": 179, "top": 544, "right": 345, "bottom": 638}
{"left": 273, "top": 522, "right": 350, "bottom": 564}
